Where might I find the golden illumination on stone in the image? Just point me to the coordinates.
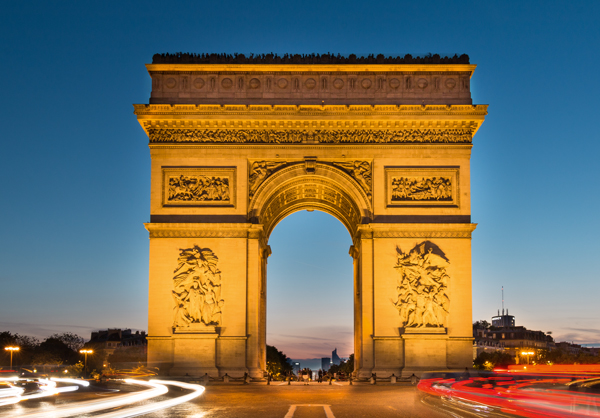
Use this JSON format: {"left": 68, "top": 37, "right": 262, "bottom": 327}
{"left": 135, "top": 58, "right": 487, "bottom": 378}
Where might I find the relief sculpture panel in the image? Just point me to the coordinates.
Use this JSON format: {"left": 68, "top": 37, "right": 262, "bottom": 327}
{"left": 332, "top": 161, "right": 372, "bottom": 197}
{"left": 148, "top": 128, "right": 472, "bottom": 144}
{"left": 162, "top": 167, "right": 236, "bottom": 207}
{"left": 392, "top": 241, "right": 449, "bottom": 328}
{"left": 385, "top": 167, "right": 458, "bottom": 207}
{"left": 248, "top": 161, "right": 288, "bottom": 197}
{"left": 391, "top": 176, "right": 451, "bottom": 201}
{"left": 172, "top": 245, "right": 224, "bottom": 329}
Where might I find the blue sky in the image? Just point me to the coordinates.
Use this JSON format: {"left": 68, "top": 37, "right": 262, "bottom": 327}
{"left": 0, "top": 0, "right": 599, "bottom": 358}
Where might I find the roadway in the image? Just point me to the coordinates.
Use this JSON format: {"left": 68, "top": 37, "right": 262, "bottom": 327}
{"left": 0, "top": 380, "right": 455, "bottom": 418}
{"left": 145, "top": 382, "right": 452, "bottom": 418}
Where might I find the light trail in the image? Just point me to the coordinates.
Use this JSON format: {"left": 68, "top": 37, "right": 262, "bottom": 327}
{"left": 16, "top": 379, "right": 168, "bottom": 418}
{"left": 91, "top": 380, "right": 205, "bottom": 418}
{"left": 3, "top": 378, "right": 205, "bottom": 418}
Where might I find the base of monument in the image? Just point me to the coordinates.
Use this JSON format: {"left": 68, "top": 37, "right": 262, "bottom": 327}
{"left": 218, "top": 367, "right": 250, "bottom": 378}
{"left": 370, "top": 369, "right": 403, "bottom": 378}
{"left": 169, "top": 367, "right": 219, "bottom": 377}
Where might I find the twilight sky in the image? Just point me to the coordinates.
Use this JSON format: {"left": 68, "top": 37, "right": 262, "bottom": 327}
{"left": 1, "top": 0, "right": 599, "bottom": 359}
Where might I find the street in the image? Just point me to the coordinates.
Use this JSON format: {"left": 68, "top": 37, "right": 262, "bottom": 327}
{"left": 145, "top": 382, "right": 452, "bottom": 418}
{"left": 0, "top": 381, "right": 455, "bottom": 418}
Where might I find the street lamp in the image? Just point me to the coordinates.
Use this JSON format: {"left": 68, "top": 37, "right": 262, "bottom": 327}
{"left": 521, "top": 351, "right": 535, "bottom": 365}
{"left": 4, "top": 346, "right": 20, "bottom": 369}
{"left": 79, "top": 349, "right": 93, "bottom": 377}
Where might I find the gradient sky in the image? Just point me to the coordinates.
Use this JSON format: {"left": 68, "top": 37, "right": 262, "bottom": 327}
{"left": 1, "top": 0, "right": 599, "bottom": 359}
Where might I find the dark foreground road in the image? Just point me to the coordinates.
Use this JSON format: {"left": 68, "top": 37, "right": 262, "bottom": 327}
{"left": 149, "top": 382, "right": 452, "bottom": 418}
{"left": 0, "top": 381, "right": 461, "bottom": 418}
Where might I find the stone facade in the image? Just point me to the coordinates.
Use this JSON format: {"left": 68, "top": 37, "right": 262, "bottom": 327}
{"left": 135, "top": 56, "right": 487, "bottom": 378}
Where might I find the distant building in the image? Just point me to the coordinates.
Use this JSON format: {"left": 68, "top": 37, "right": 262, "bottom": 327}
{"left": 291, "top": 361, "right": 301, "bottom": 375}
{"left": 492, "top": 309, "right": 515, "bottom": 327}
{"left": 321, "top": 357, "right": 331, "bottom": 371}
{"left": 332, "top": 348, "right": 341, "bottom": 365}
{"left": 473, "top": 312, "right": 554, "bottom": 362}
{"left": 88, "top": 329, "right": 147, "bottom": 356}
{"left": 555, "top": 342, "right": 600, "bottom": 357}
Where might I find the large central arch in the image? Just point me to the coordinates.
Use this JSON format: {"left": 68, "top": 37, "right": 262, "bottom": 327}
{"left": 251, "top": 161, "right": 371, "bottom": 240}
{"left": 135, "top": 54, "right": 487, "bottom": 378}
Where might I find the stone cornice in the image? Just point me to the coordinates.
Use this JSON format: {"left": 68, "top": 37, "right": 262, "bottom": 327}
{"left": 146, "top": 63, "right": 476, "bottom": 74}
{"left": 355, "top": 223, "right": 477, "bottom": 240}
{"left": 134, "top": 103, "right": 487, "bottom": 117}
{"left": 135, "top": 104, "right": 488, "bottom": 139}
{"left": 144, "top": 222, "right": 258, "bottom": 238}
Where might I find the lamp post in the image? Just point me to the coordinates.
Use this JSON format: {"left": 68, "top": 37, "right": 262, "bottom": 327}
{"left": 79, "top": 349, "right": 93, "bottom": 377}
{"left": 4, "top": 346, "right": 20, "bottom": 369}
{"left": 521, "top": 351, "right": 535, "bottom": 365}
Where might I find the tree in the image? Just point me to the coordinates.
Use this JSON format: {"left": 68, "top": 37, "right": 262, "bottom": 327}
{"left": 473, "top": 351, "right": 515, "bottom": 370}
{"left": 266, "top": 345, "right": 293, "bottom": 378}
{"left": 0, "top": 331, "right": 39, "bottom": 367}
{"left": 473, "top": 320, "right": 491, "bottom": 329}
{"left": 49, "top": 333, "right": 84, "bottom": 351}
{"left": 32, "top": 337, "right": 78, "bottom": 366}
{"left": 329, "top": 354, "right": 354, "bottom": 376}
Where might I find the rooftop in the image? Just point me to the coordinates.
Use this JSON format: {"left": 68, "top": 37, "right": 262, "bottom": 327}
{"left": 152, "top": 52, "right": 470, "bottom": 65}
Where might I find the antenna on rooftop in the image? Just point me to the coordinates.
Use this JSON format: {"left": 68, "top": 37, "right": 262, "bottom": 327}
{"left": 502, "top": 286, "right": 504, "bottom": 315}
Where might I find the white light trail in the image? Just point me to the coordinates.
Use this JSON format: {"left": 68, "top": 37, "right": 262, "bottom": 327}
{"left": 92, "top": 380, "right": 205, "bottom": 418}
{"left": 0, "top": 378, "right": 204, "bottom": 417}
{"left": 17, "top": 379, "right": 168, "bottom": 418}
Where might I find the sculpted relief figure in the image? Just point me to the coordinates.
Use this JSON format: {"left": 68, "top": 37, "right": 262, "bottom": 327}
{"left": 391, "top": 241, "right": 450, "bottom": 328}
{"left": 168, "top": 175, "right": 230, "bottom": 202}
{"left": 333, "top": 161, "right": 372, "bottom": 196}
{"left": 391, "top": 176, "right": 452, "bottom": 201}
{"left": 249, "top": 161, "right": 288, "bottom": 197}
{"left": 172, "top": 245, "right": 224, "bottom": 328}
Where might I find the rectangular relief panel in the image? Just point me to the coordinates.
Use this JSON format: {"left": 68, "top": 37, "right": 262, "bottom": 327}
{"left": 385, "top": 166, "right": 459, "bottom": 208}
{"left": 162, "top": 166, "right": 236, "bottom": 208}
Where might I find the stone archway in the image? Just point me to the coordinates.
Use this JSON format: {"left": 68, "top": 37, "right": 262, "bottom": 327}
{"left": 135, "top": 54, "right": 487, "bottom": 378}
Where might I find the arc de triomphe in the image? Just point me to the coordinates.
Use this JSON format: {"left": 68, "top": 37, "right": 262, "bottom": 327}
{"left": 134, "top": 53, "right": 487, "bottom": 377}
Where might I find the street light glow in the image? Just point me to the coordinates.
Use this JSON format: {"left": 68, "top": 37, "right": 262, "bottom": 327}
{"left": 79, "top": 349, "right": 93, "bottom": 354}
{"left": 4, "top": 346, "right": 20, "bottom": 369}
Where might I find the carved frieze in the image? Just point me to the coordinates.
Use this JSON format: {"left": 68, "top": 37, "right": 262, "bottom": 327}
{"left": 249, "top": 161, "right": 289, "bottom": 197}
{"left": 392, "top": 241, "right": 449, "bottom": 328}
{"left": 391, "top": 176, "right": 451, "bottom": 202}
{"left": 332, "top": 161, "right": 372, "bottom": 197}
{"left": 172, "top": 246, "right": 224, "bottom": 329}
{"left": 148, "top": 128, "right": 473, "bottom": 144}
{"left": 385, "top": 167, "right": 459, "bottom": 207}
{"left": 162, "top": 167, "right": 236, "bottom": 207}
{"left": 168, "top": 175, "right": 230, "bottom": 202}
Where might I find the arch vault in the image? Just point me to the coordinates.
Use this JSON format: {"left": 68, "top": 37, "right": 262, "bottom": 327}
{"left": 135, "top": 54, "right": 487, "bottom": 378}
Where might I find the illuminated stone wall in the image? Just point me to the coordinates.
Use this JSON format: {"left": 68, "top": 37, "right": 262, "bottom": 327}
{"left": 135, "top": 58, "right": 487, "bottom": 377}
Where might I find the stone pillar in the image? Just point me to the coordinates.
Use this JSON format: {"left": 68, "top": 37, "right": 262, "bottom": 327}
{"left": 367, "top": 223, "right": 476, "bottom": 377}
{"left": 246, "top": 225, "right": 266, "bottom": 378}
{"left": 355, "top": 227, "right": 375, "bottom": 378}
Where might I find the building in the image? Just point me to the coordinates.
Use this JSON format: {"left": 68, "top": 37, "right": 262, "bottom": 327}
{"left": 492, "top": 309, "right": 515, "bottom": 327}
{"left": 555, "top": 342, "right": 600, "bottom": 357}
{"left": 291, "top": 362, "right": 301, "bottom": 375}
{"left": 332, "top": 348, "right": 341, "bottom": 366}
{"left": 88, "top": 329, "right": 147, "bottom": 355}
{"left": 321, "top": 357, "right": 331, "bottom": 371}
{"left": 473, "top": 312, "right": 554, "bottom": 362}
{"left": 472, "top": 324, "right": 504, "bottom": 359}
